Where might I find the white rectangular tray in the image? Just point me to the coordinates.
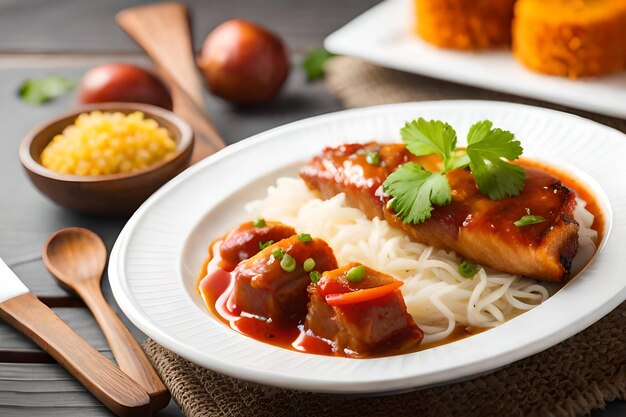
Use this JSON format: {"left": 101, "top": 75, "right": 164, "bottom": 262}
{"left": 324, "top": 0, "right": 626, "bottom": 119}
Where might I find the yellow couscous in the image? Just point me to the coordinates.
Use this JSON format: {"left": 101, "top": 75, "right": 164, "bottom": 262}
{"left": 40, "top": 111, "right": 177, "bottom": 176}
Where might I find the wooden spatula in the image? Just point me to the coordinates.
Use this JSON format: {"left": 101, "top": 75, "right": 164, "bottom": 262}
{"left": 116, "top": 2, "right": 226, "bottom": 163}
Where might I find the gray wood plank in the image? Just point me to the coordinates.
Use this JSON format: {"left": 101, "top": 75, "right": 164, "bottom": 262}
{"left": 0, "top": 0, "right": 378, "bottom": 54}
{"left": 0, "top": 362, "right": 182, "bottom": 416}
{"left": 0, "top": 408, "right": 111, "bottom": 417}
{"left": 1, "top": 404, "right": 183, "bottom": 417}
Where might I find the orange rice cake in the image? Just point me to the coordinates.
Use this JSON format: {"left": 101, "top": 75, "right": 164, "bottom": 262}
{"left": 513, "top": 0, "right": 626, "bottom": 78}
{"left": 414, "top": 0, "right": 515, "bottom": 50}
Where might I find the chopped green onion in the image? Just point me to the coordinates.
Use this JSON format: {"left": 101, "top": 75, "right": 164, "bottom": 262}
{"left": 346, "top": 265, "right": 366, "bottom": 282}
{"left": 280, "top": 254, "right": 296, "bottom": 272}
{"left": 259, "top": 240, "right": 274, "bottom": 250}
{"left": 514, "top": 213, "right": 545, "bottom": 227}
{"left": 253, "top": 217, "right": 266, "bottom": 228}
{"left": 459, "top": 260, "right": 478, "bottom": 278}
{"left": 366, "top": 151, "right": 381, "bottom": 165}
{"left": 297, "top": 233, "right": 313, "bottom": 243}
{"left": 303, "top": 258, "right": 315, "bottom": 272}
{"left": 272, "top": 248, "right": 284, "bottom": 260}
{"left": 310, "top": 270, "right": 322, "bottom": 283}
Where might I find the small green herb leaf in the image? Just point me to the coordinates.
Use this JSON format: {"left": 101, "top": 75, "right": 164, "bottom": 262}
{"left": 459, "top": 260, "right": 478, "bottom": 278}
{"left": 447, "top": 152, "right": 470, "bottom": 171}
{"left": 272, "top": 248, "right": 284, "bottom": 260}
{"left": 302, "top": 48, "right": 336, "bottom": 81}
{"left": 18, "top": 76, "right": 76, "bottom": 105}
{"left": 259, "top": 240, "right": 274, "bottom": 250}
{"left": 401, "top": 118, "right": 457, "bottom": 169}
{"left": 466, "top": 120, "right": 525, "bottom": 200}
{"left": 382, "top": 163, "right": 451, "bottom": 224}
{"left": 514, "top": 214, "right": 545, "bottom": 227}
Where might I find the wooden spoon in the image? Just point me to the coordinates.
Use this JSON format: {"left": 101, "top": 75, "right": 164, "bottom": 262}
{"left": 42, "top": 227, "right": 170, "bottom": 412}
{"left": 116, "top": 2, "right": 226, "bottom": 164}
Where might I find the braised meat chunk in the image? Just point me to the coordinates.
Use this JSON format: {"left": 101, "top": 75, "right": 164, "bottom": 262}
{"left": 229, "top": 235, "right": 337, "bottom": 324}
{"left": 301, "top": 143, "right": 579, "bottom": 281}
{"left": 219, "top": 220, "right": 295, "bottom": 267}
{"left": 305, "top": 263, "right": 423, "bottom": 357}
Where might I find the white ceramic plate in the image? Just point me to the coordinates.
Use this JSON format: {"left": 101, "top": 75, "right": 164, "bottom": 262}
{"left": 109, "top": 101, "right": 625, "bottom": 394}
{"left": 324, "top": 0, "right": 626, "bottom": 119}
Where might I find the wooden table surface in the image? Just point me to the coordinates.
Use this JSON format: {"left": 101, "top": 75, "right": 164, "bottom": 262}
{"left": 0, "top": 1, "right": 623, "bottom": 416}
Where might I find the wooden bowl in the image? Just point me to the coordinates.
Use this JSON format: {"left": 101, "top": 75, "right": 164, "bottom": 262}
{"left": 19, "top": 103, "right": 193, "bottom": 217}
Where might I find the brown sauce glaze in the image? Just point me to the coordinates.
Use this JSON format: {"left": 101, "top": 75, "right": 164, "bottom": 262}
{"left": 518, "top": 158, "right": 604, "bottom": 241}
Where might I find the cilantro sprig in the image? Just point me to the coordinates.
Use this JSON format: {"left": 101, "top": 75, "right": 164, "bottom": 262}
{"left": 383, "top": 118, "right": 525, "bottom": 224}
{"left": 383, "top": 164, "right": 451, "bottom": 224}
{"left": 466, "top": 121, "right": 525, "bottom": 200}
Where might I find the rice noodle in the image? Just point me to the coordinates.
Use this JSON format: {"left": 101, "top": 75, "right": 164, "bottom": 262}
{"left": 246, "top": 177, "right": 597, "bottom": 344}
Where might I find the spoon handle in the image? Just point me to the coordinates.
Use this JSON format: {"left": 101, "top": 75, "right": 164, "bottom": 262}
{"left": 116, "top": 2, "right": 226, "bottom": 162}
{"left": 75, "top": 280, "right": 170, "bottom": 412}
{"left": 0, "top": 293, "right": 151, "bottom": 417}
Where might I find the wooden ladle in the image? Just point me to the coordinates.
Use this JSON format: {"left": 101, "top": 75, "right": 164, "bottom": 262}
{"left": 42, "top": 228, "right": 170, "bottom": 412}
{"left": 116, "top": 2, "right": 227, "bottom": 164}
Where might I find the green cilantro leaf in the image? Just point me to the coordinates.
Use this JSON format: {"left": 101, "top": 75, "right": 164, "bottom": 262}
{"left": 387, "top": 118, "right": 528, "bottom": 225}
{"left": 382, "top": 163, "right": 451, "bottom": 224}
{"left": 302, "top": 48, "right": 336, "bottom": 81}
{"left": 466, "top": 120, "right": 525, "bottom": 200}
{"left": 401, "top": 118, "right": 457, "bottom": 170}
{"left": 447, "top": 152, "right": 470, "bottom": 171}
{"left": 18, "top": 76, "right": 76, "bottom": 105}
{"left": 259, "top": 240, "right": 274, "bottom": 250}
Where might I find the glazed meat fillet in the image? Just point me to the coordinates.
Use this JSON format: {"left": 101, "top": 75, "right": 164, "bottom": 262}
{"left": 301, "top": 142, "right": 579, "bottom": 281}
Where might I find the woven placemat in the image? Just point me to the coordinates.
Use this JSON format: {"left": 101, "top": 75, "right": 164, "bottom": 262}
{"left": 144, "top": 57, "right": 626, "bottom": 417}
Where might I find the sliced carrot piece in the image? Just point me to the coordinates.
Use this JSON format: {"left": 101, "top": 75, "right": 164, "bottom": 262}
{"left": 325, "top": 281, "right": 403, "bottom": 306}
